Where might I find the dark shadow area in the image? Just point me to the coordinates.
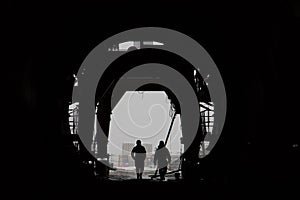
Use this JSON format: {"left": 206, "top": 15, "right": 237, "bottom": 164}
{"left": 9, "top": 0, "right": 300, "bottom": 197}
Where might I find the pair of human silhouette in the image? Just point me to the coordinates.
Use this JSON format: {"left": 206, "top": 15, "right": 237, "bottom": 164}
{"left": 131, "top": 140, "right": 171, "bottom": 180}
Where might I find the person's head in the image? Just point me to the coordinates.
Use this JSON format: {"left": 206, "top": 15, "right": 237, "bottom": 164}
{"left": 136, "top": 140, "right": 141, "bottom": 146}
{"left": 158, "top": 140, "right": 165, "bottom": 149}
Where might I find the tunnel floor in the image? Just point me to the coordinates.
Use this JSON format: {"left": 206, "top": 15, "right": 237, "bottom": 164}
{"left": 104, "top": 167, "right": 181, "bottom": 182}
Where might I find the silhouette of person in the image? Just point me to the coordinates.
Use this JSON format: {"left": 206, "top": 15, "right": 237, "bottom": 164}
{"left": 131, "top": 140, "right": 146, "bottom": 179}
{"left": 154, "top": 141, "right": 171, "bottom": 181}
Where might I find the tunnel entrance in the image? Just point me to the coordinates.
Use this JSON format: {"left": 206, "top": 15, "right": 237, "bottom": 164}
{"left": 69, "top": 47, "right": 220, "bottom": 181}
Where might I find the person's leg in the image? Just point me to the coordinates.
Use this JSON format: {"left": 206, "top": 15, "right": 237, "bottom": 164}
{"left": 136, "top": 166, "right": 140, "bottom": 179}
{"left": 137, "top": 167, "right": 142, "bottom": 179}
{"left": 161, "top": 167, "right": 167, "bottom": 180}
{"left": 159, "top": 168, "right": 164, "bottom": 180}
{"left": 139, "top": 163, "right": 144, "bottom": 179}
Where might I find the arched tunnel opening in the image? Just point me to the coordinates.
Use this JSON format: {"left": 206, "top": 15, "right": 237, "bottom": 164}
{"left": 69, "top": 48, "right": 215, "bottom": 181}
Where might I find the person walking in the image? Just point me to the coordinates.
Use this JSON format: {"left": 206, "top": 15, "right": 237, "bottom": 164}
{"left": 131, "top": 140, "right": 146, "bottom": 179}
{"left": 154, "top": 141, "right": 171, "bottom": 181}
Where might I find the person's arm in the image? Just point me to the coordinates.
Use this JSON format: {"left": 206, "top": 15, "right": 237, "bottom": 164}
{"left": 131, "top": 148, "right": 135, "bottom": 160}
